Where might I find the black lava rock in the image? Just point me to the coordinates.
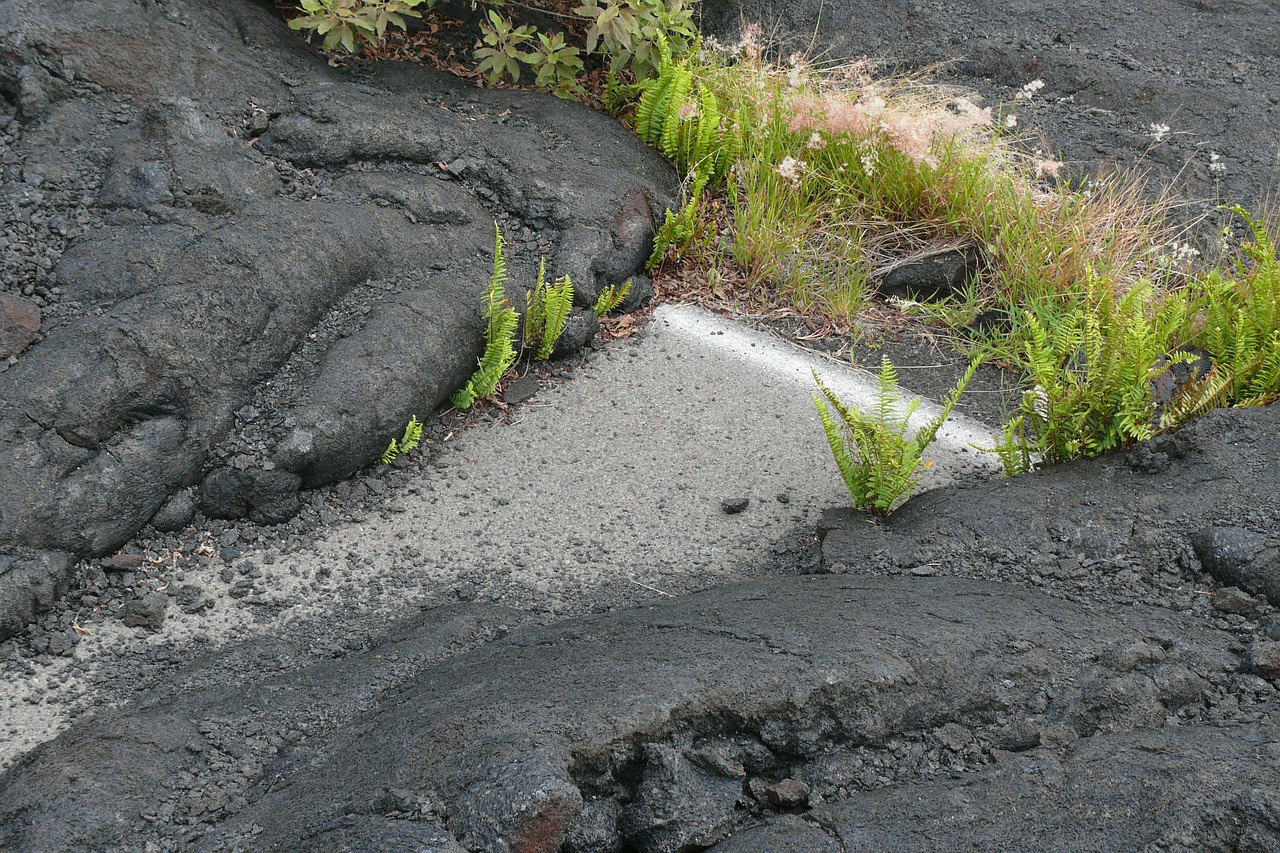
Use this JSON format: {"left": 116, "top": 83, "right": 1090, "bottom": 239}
{"left": 120, "top": 593, "right": 168, "bottom": 632}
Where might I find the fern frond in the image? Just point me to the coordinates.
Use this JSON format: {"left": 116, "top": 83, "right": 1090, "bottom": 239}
{"left": 647, "top": 181, "right": 703, "bottom": 271}
{"left": 593, "top": 281, "right": 632, "bottom": 316}
{"left": 535, "top": 275, "right": 574, "bottom": 360}
{"left": 813, "top": 392, "right": 862, "bottom": 504}
{"left": 915, "top": 357, "right": 981, "bottom": 454}
{"left": 634, "top": 72, "right": 669, "bottom": 141}
{"left": 1230, "top": 205, "right": 1278, "bottom": 264}
{"left": 658, "top": 70, "right": 692, "bottom": 161}
{"left": 454, "top": 224, "right": 519, "bottom": 408}
{"left": 380, "top": 416, "right": 424, "bottom": 465}
{"left": 524, "top": 256, "right": 548, "bottom": 350}
{"left": 453, "top": 307, "right": 518, "bottom": 408}
{"left": 399, "top": 416, "right": 423, "bottom": 453}
{"left": 690, "top": 84, "right": 719, "bottom": 172}
{"left": 1160, "top": 365, "right": 1232, "bottom": 430}
{"left": 484, "top": 222, "right": 510, "bottom": 341}
{"left": 635, "top": 45, "right": 687, "bottom": 146}
{"left": 975, "top": 415, "right": 1032, "bottom": 477}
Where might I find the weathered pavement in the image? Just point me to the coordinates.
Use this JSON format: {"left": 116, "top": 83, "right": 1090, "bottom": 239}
{"left": 0, "top": 302, "right": 1001, "bottom": 768}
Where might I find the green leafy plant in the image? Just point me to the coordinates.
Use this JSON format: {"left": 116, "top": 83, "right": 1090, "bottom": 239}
{"left": 475, "top": 9, "right": 537, "bottom": 85}
{"left": 285, "top": 0, "right": 694, "bottom": 96}
{"left": 530, "top": 31, "right": 587, "bottom": 99}
{"left": 381, "top": 415, "right": 424, "bottom": 463}
{"left": 453, "top": 224, "right": 520, "bottom": 409}
{"left": 593, "top": 281, "right": 632, "bottom": 316}
{"left": 574, "top": 0, "right": 697, "bottom": 80}
{"left": 988, "top": 275, "right": 1197, "bottom": 469}
{"left": 812, "top": 356, "right": 979, "bottom": 516}
{"left": 524, "top": 258, "right": 575, "bottom": 360}
{"left": 288, "top": 0, "right": 429, "bottom": 53}
{"left": 466, "top": 0, "right": 695, "bottom": 96}
{"left": 1171, "top": 207, "right": 1280, "bottom": 419}
{"left": 634, "top": 37, "right": 742, "bottom": 189}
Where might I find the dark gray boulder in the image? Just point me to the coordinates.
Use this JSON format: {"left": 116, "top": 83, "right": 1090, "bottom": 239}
{"left": 619, "top": 743, "right": 743, "bottom": 851}
{"left": 810, "top": 723, "right": 1280, "bottom": 852}
{"left": 876, "top": 247, "right": 982, "bottom": 303}
{"left": 0, "top": 0, "right": 677, "bottom": 631}
{"left": 1192, "top": 526, "right": 1280, "bottom": 604}
{"left": 148, "top": 487, "right": 196, "bottom": 533}
{"left": 0, "top": 548, "right": 76, "bottom": 642}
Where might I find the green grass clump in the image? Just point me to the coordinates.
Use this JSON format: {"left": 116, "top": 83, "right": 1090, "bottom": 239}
{"left": 616, "top": 33, "right": 1280, "bottom": 477}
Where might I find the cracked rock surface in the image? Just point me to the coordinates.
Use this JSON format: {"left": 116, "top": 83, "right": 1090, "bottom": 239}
{"left": 0, "top": 571, "right": 1258, "bottom": 852}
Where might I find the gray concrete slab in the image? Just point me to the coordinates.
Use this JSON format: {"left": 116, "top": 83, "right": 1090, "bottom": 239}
{"left": 0, "top": 306, "right": 1001, "bottom": 769}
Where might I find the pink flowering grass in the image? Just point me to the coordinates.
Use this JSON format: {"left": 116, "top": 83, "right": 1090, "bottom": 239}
{"left": 665, "top": 29, "right": 1187, "bottom": 331}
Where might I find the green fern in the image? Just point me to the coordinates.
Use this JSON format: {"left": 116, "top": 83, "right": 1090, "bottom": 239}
{"left": 453, "top": 224, "right": 519, "bottom": 409}
{"left": 631, "top": 34, "right": 745, "bottom": 270}
{"left": 1159, "top": 364, "right": 1233, "bottom": 430}
{"left": 634, "top": 35, "right": 683, "bottom": 141}
{"left": 634, "top": 35, "right": 740, "bottom": 191}
{"left": 381, "top": 415, "right": 424, "bottom": 464}
{"left": 647, "top": 176, "right": 705, "bottom": 270}
{"left": 991, "top": 274, "right": 1197, "bottom": 466}
{"left": 657, "top": 74, "right": 693, "bottom": 162}
{"left": 593, "top": 280, "right": 632, "bottom": 316}
{"left": 812, "top": 356, "right": 979, "bottom": 516}
{"left": 524, "top": 257, "right": 547, "bottom": 352}
{"left": 979, "top": 415, "right": 1032, "bottom": 477}
{"left": 1179, "top": 207, "right": 1280, "bottom": 411}
{"left": 524, "top": 257, "right": 575, "bottom": 360}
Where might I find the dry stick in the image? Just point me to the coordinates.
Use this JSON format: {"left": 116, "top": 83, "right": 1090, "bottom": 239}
{"left": 628, "top": 578, "right": 674, "bottom": 597}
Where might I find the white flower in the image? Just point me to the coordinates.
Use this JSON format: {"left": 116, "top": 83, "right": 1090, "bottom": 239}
{"left": 806, "top": 132, "right": 826, "bottom": 150}
{"left": 859, "top": 148, "right": 878, "bottom": 177}
{"left": 777, "top": 156, "right": 804, "bottom": 183}
{"left": 1016, "top": 79, "right": 1045, "bottom": 100}
{"left": 1209, "top": 151, "right": 1227, "bottom": 175}
{"left": 1004, "top": 113, "right": 1018, "bottom": 129}
{"left": 1153, "top": 240, "right": 1201, "bottom": 269}
{"left": 1149, "top": 123, "right": 1171, "bottom": 142}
